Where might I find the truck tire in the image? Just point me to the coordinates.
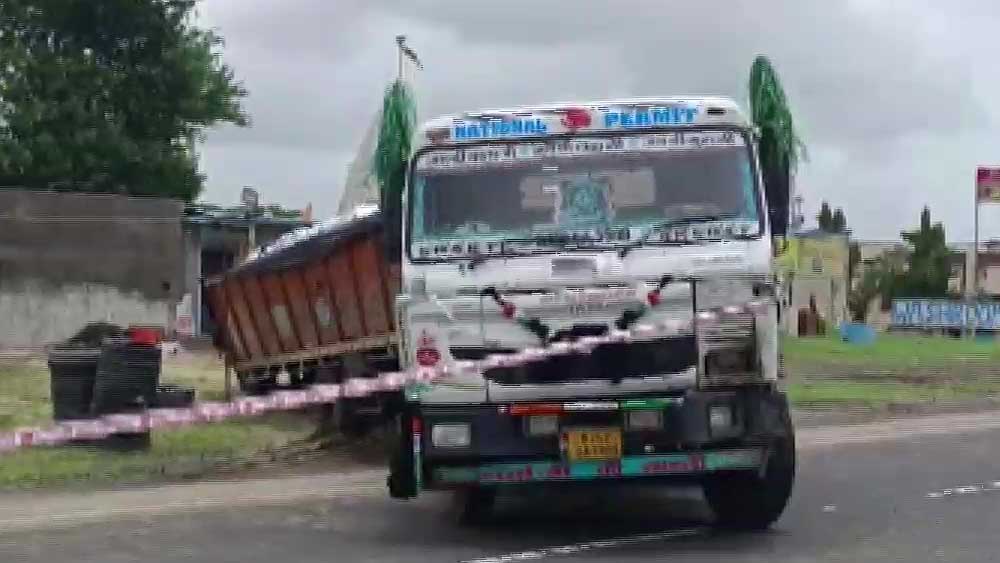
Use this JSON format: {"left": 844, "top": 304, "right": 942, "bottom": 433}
{"left": 237, "top": 370, "right": 276, "bottom": 396}
{"left": 702, "top": 435, "right": 796, "bottom": 531}
{"left": 452, "top": 487, "right": 496, "bottom": 526}
{"left": 386, "top": 413, "right": 417, "bottom": 499}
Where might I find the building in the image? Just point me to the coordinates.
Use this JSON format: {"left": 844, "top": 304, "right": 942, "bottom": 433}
{"left": 776, "top": 229, "right": 851, "bottom": 335}
{"left": 950, "top": 241, "right": 1000, "bottom": 297}
{"left": 855, "top": 240, "right": 1000, "bottom": 298}
{"left": 179, "top": 204, "right": 307, "bottom": 339}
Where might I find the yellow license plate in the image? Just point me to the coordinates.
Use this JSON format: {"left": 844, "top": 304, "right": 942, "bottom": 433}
{"left": 566, "top": 429, "right": 622, "bottom": 461}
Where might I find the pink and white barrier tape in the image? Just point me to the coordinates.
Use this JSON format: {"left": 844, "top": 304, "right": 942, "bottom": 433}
{"left": 0, "top": 300, "right": 769, "bottom": 452}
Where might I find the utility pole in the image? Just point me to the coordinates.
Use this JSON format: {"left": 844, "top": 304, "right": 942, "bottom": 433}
{"left": 241, "top": 186, "right": 260, "bottom": 261}
{"left": 395, "top": 35, "right": 423, "bottom": 82}
{"left": 396, "top": 35, "right": 404, "bottom": 80}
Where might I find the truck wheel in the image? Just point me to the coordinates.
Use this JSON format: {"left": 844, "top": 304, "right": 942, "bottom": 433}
{"left": 237, "top": 370, "right": 277, "bottom": 396}
{"left": 702, "top": 436, "right": 795, "bottom": 531}
{"left": 385, "top": 414, "right": 417, "bottom": 499}
{"left": 452, "top": 487, "right": 496, "bottom": 526}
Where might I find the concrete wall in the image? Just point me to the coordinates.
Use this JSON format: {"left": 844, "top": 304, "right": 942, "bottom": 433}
{"left": 0, "top": 280, "right": 174, "bottom": 347}
{"left": 0, "top": 190, "right": 184, "bottom": 347}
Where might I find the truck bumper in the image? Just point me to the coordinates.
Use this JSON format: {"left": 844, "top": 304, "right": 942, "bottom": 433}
{"left": 388, "top": 386, "right": 792, "bottom": 498}
{"left": 431, "top": 448, "right": 764, "bottom": 486}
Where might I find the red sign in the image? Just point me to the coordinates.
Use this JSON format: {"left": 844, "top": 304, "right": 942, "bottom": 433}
{"left": 976, "top": 167, "right": 1000, "bottom": 203}
{"left": 560, "top": 108, "right": 592, "bottom": 130}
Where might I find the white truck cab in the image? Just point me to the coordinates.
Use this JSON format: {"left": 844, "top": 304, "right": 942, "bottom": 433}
{"left": 388, "top": 97, "right": 795, "bottom": 530}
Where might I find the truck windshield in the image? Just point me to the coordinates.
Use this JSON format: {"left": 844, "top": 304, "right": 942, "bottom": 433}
{"left": 409, "top": 130, "right": 760, "bottom": 256}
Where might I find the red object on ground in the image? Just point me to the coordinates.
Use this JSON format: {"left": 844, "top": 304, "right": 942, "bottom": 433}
{"left": 127, "top": 326, "right": 163, "bottom": 346}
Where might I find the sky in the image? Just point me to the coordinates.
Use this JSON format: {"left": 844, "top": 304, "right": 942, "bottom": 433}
{"left": 196, "top": 0, "right": 1000, "bottom": 242}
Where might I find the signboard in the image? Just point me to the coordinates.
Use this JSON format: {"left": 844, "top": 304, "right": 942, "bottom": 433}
{"left": 892, "top": 299, "right": 1000, "bottom": 330}
{"left": 449, "top": 105, "right": 701, "bottom": 142}
{"left": 976, "top": 167, "right": 1000, "bottom": 203}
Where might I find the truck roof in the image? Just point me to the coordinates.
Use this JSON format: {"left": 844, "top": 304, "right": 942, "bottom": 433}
{"left": 417, "top": 96, "right": 749, "bottom": 145}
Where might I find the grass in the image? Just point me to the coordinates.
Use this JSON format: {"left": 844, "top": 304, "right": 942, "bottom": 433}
{"left": 0, "top": 361, "right": 52, "bottom": 430}
{"left": 783, "top": 332, "right": 1000, "bottom": 409}
{"left": 0, "top": 357, "right": 312, "bottom": 490}
{"left": 783, "top": 333, "right": 1000, "bottom": 371}
{"left": 159, "top": 353, "right": 229, "bottom": 402}
{"left": 3, "top": 333, "right": 999, "bottom": 485}
{"left": 0, "top": 415, "right": 309, "bottom": 489}
{"left": 787, "top": 380, "right": 1000, "bottom": 407}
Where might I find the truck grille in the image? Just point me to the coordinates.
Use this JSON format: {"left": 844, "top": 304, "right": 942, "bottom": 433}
{"left": 478, "top": 336, "right": 697, "bottom": 385}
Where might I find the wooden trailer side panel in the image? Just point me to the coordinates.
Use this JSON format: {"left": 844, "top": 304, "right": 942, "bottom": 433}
{"left": 205, "top": 215, "right": 406, "bottom": 370}
{"left": 260, "top": 273, "right": 301, "bottom": 353}
{"left": 282, "top": 270, "right": 321, "bottom": 350}
{"left": 328, "top": 247, "right": 365, "bottom": 340}
{"left": 351, "top": 238, "right": 391, "bottom": 336}
{"left": 302, "top": 260, "right": 342, "bottom": 345}
{"left": 224, "top": 279, "right": 264, "bottom": 361}
{"left": 241, "top": 277, "right": 283, "bottom": 357}
{"left": 204, "top": 284, "right": 249, "bottom": 362}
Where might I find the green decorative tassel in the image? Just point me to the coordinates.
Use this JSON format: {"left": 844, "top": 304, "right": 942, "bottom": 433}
{"left": 749, "top": 56, "right": 806, "bottom": 237}
{"left": 374, "top": 79, "right": 416, "bottom": 261}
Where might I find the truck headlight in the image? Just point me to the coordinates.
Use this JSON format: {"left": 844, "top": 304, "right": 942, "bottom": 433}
{"left": 431, "top": 423, "right": 471, "bottom": 448}
{"left": 626, "top": 410, "right": 663, "bottom": 430}
{"left": 524, "top": 415, "right": 559, "bottom": 437}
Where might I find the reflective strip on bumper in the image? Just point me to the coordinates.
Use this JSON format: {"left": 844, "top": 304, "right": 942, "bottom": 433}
{"left": 432, "top": 448, "right": 763, "bottom": 485}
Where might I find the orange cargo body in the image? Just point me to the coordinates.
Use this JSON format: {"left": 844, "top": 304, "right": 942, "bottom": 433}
{"left": 204, "top": 212, "right": 400, "bottom": 371}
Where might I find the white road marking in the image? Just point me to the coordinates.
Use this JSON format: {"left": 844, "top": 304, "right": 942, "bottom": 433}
{"left": 926, "top": 480, "right": 1000, "bottom": 499}
{"left": 460, "top": 528, "right": 704, "bottom": 563}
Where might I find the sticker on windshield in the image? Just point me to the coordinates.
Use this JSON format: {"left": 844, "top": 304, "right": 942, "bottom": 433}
{"left": 415, "top": 132, "right": 746, "bottom": 171}
{"left": 555, "top": 175, "right": 613, "bottom": 230}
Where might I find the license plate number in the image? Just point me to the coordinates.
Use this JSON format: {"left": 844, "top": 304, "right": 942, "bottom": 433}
{"left": 566, "top": 429, "right": 622, "bottom": 461}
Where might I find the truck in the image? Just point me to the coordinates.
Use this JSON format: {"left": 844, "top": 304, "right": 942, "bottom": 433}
{"left": 205, "top": 96, "right": 795, "bottom": 530}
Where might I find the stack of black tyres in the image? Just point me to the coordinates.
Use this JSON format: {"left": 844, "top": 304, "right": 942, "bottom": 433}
{"left": 92, "top": 337, "right": 161, "bottom": 451}
{"left": 48, "top": 348, "right": 102, "bottom": 421}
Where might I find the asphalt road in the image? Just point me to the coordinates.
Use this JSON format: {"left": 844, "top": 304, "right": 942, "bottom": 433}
{"left": 3, "top": 416, "right": 1000, "bottom": 563}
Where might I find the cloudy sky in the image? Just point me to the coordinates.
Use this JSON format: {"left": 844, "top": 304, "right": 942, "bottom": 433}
{"left": 197, "top": 0, "right": 1000, "bottom": 242}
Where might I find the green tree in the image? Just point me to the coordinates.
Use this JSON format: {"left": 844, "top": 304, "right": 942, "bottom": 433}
{"left": 816, "top": 201, "right": 847, "bottom": 233}
{"left": 749, "top": 55, "right": 806, "bottom": 238}
{"left": 817, "top": 202, "right": 833, "bottom": 231}
{"left": 832, "top": 208, "right": 847, "bottom": 233}
{"left": 848, "top": 255, "right": 898, "bottom": 322}
{"left": 848, "top": 241, "right": 861, "bottom": 282}
{"left": 0, "top": 0, "right": 247, "bottom": 200}
{"left": 898, "top": 207, "right": 950, "bottom": 298}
